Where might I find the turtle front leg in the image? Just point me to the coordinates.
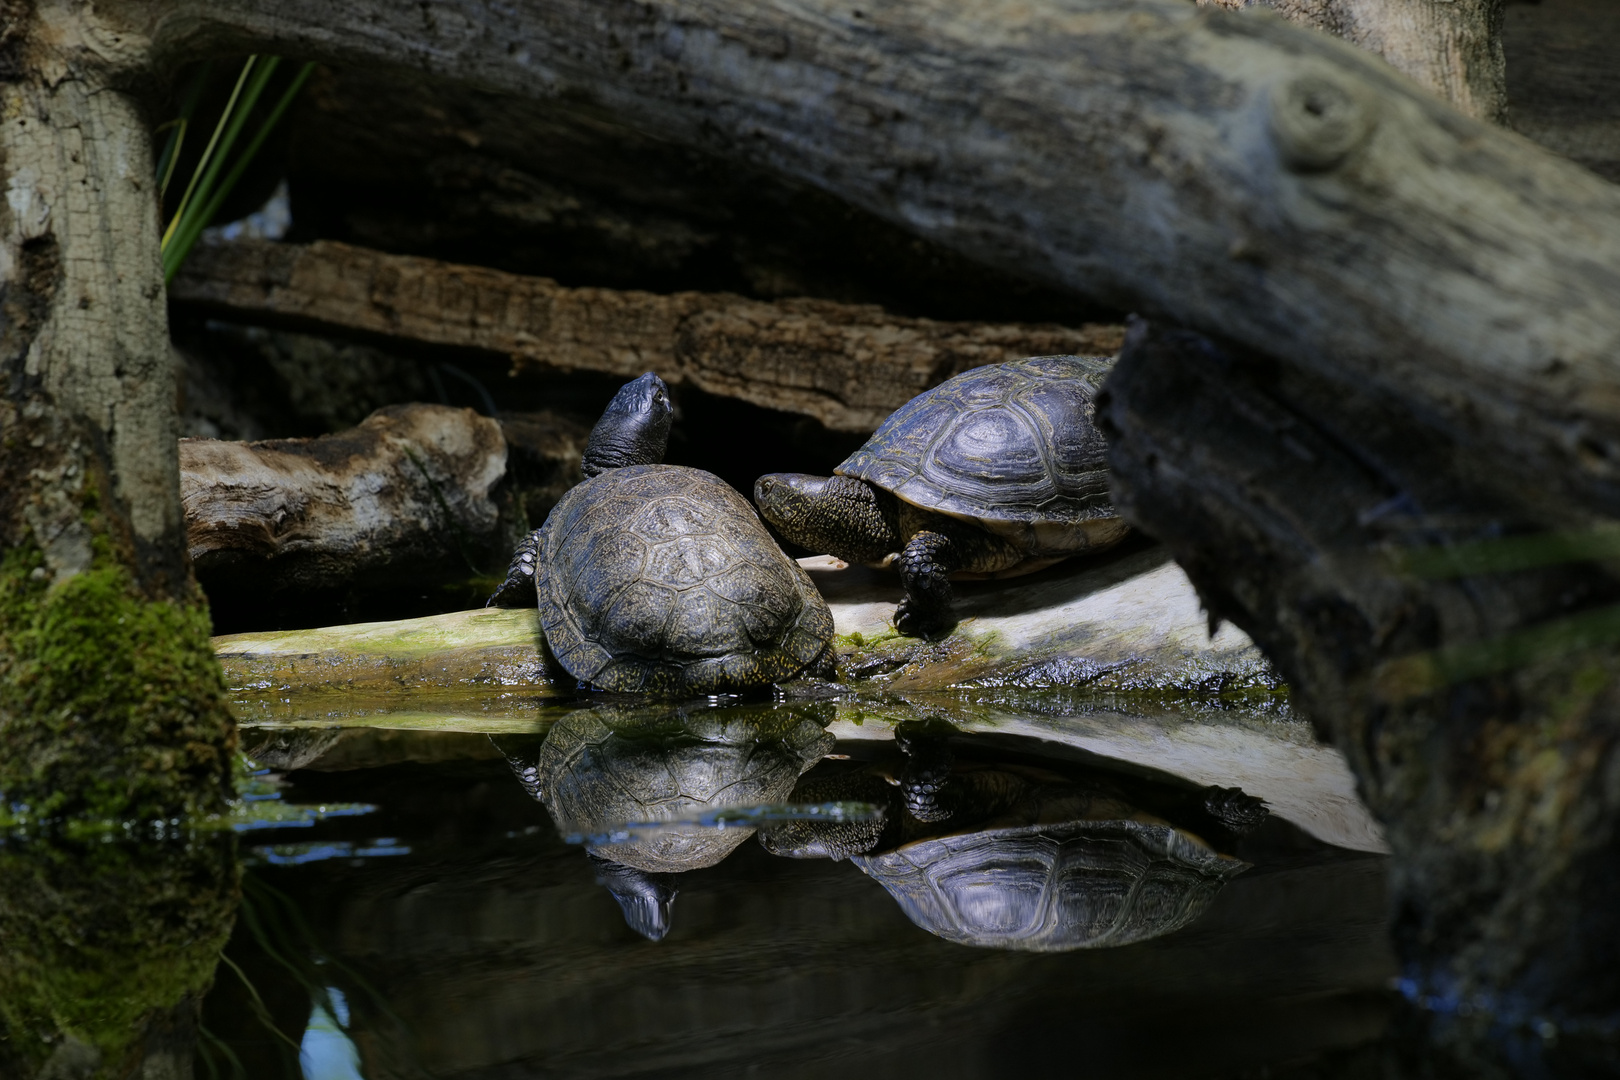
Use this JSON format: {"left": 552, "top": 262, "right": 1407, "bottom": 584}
{"left": 486, "top": 528, "right": 543, "bottom": 608}
{"left": 894, "top": 530, "right": 959, "bottom": 637}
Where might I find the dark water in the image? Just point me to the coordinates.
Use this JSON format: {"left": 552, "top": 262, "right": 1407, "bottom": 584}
{"left": 1, "top": 696, "right": 1418, "bottom": 1080}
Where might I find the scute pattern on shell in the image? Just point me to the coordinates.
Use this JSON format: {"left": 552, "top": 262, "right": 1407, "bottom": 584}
{"left": 536, "top": 708, "right": 835, "bottom": 873}
{"left": 536, "top": 464, "right": 834, "bottom": 694}
{"left": 852, "top": 819, "right": 1247, "bottom": 951}
{"left": 836, "top": 356, "right": 1123, "bottom": 554}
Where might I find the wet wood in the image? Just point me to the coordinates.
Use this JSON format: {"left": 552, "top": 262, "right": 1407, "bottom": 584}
{"left": 169, "top": 239, "right": 1124, "bottom": 433}
{"left": 181, "top": 402, "right": 511, "bottom": 595}
{"left": 214, "top": 551, "right": 1386, "bottom": 853}
{"left": 212, "top": 547, "right": 1271, "bottom": 699}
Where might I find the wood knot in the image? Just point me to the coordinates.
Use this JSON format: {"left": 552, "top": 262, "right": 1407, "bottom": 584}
{"left": 1269, "top": 72, "right": 1377, "bottom": 173}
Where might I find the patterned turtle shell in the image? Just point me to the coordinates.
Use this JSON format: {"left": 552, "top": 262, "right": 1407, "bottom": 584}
{"left": 836, "top": 355, "right": 1127, "bottom": 557}
{"left": 537, "top": 464, "right": 834, "bottom": 694}
{"left": 535, "top": 706, "right": 835, "bottom": 873}
{"left": 852, "top": 811, "right": 1247, "bottom": 951}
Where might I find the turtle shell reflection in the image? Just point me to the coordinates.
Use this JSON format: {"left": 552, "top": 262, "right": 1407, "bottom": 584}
{"left": 761, "top": 722, "right": 1263, "bottom": 952}
{"left": 501, "top": 701, "right": 835, "bottom": 939}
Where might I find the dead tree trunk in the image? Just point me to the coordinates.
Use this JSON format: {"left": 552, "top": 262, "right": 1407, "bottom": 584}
{"left": 1198, "top": 0, "right": 1507, "bottom": 122}
{"left": 0, "top": 0, "right": 233, "bottom": 823}
{"left": 1100, "top": 319, "right": 1620, "bottom": 1032}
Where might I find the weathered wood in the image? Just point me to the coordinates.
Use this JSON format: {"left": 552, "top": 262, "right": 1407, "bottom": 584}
{"left": 1199, "top": 0, "right": 1507, "bottom": 122}
{"left": 283, "top": 64, "right": 1110, "bottom": 327}
{"left": 0, "top": 0, "right": 233, "bottom": 824}
{"left": 180, "top": 403, "right": 511, "bottom": 595}
{"left": 112, "top": 0, "right": 1620, "bottom": 532}
{"left": 1100, "top": 318, "right": 1620, "bottom": 1026}
{"left": 169, "top": 239, "right": 1124, "bottom": 433}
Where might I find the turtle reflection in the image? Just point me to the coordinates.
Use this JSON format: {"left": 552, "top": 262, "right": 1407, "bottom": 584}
{"left": 502, "top": 702, "right": 834, "bottom": 940}
{"left": 761, "top": 721, "right": 1266, "bottom": 952}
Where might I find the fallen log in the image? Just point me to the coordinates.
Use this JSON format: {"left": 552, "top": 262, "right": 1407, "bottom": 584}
{"left": 136, "top": 0, "right": 1620, "bottom": 528}
{"left": 170, "top": 239, "right": 1124, "bottom": 433}
{"left": 180, "top": 403, "right": 512, "bottom": 597}
{"left": 216, "top": 550, "right": 1389, "bottom": 853}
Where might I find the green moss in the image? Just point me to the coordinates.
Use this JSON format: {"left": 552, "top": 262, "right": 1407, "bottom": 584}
{"left": 0, "top": 836, "right": 239, "bottom": 1077}
{"left": 0, "top": 531, "right": 234, "bottom": 824}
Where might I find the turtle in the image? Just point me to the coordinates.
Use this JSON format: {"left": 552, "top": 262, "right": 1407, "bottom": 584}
{"left": 753, "top": 355, "right": 1129, "bottom": 637}
{"left": 758, "top": 723, "right": 1263, "bottom": 951}
{"left": 500, "top": 702, "right": 834, "bottom": 940}
{"left": 488, "top": 372, "right": 836, "bottom": 695}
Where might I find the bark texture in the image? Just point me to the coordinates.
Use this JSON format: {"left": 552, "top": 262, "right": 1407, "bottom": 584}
{"left": 181, "top": 403, "right": 512, "bottom": 600}
{"left": 170, "top": 239, "right": 1125, "bottom": 432}
{"left": 1198, "top": 0, "right": 1507, "bottom": 122}
{"left": 107, "top": 0, "right": 1620, "bottom": 536}
{"left": 1099, "top": 319, "right": 1620, "bottom": 1025}
{"left": 0, "top": 0, "right": 233, "bottom": 821}
{"left": 282, "top": 64, "right": 1111, "bottom": 325}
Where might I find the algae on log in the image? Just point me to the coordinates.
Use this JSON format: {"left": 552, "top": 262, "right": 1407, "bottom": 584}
{"left": 1099, "top": 319, "right": 1620, "bottom": 1027}
{"left": 209, "top": 551, "right": 1394, "bottom": 851}
{"left": 0, "top": 837, "right": 238, "bottom": 1079}
{"left": 0, "top": 3, "right": 235, "bottom": 822}
{"left": 212, "top": 547, "right": 1275, "bottom": 704}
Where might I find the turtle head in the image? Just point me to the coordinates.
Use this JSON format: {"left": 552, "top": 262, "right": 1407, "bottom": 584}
{"left": 754, "top": 473, "right": 898, "bottom": 564}
{"left": 588, "top": 853, "right": 677, "bottom": 942}
{"left": 581, "top": 372, "right": 674, "bottom": 478}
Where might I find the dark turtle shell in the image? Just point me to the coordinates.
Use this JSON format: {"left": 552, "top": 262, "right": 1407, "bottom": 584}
{"left": 836, "top": 356, "right": 1127, "bottom": 557}
{"left": 851, "top": 802, "right": 1247, "bottom": 951}
{"left": 536, "top": 464, "right": 834, "bottom": 694}
{"left": 535, "top": 706, "right": 834, "bottom": 873}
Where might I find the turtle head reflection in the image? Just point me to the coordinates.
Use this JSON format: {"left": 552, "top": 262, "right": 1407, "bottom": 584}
{"left": 502, "top": 701, "right": 836, "bottom": 940}
{"left": 762, "top": 721, "right": 1268, "bottom": 952}
{"left": 588, "top": 853, "right": 678, "bottom": 942}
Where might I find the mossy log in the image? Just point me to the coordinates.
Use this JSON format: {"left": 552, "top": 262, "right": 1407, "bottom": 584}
{"left": 0, "top": 5, "right": 234, "bottom": 823}
{"left": 213, "top": 550, "right": 1393, "bottom": 853}
{"left": 169, "top": 239, "right": 1124, "bottom": 433}
{"left": 213, "top": 546, "right": 1271, "bottom": 702}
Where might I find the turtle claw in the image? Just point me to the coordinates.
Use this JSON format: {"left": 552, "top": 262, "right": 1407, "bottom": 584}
{"left": 487, "top": 529, "right": 542, "bottom": 608}
{"left": 894, "top": 597, "right": 952, "bottom": 639}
